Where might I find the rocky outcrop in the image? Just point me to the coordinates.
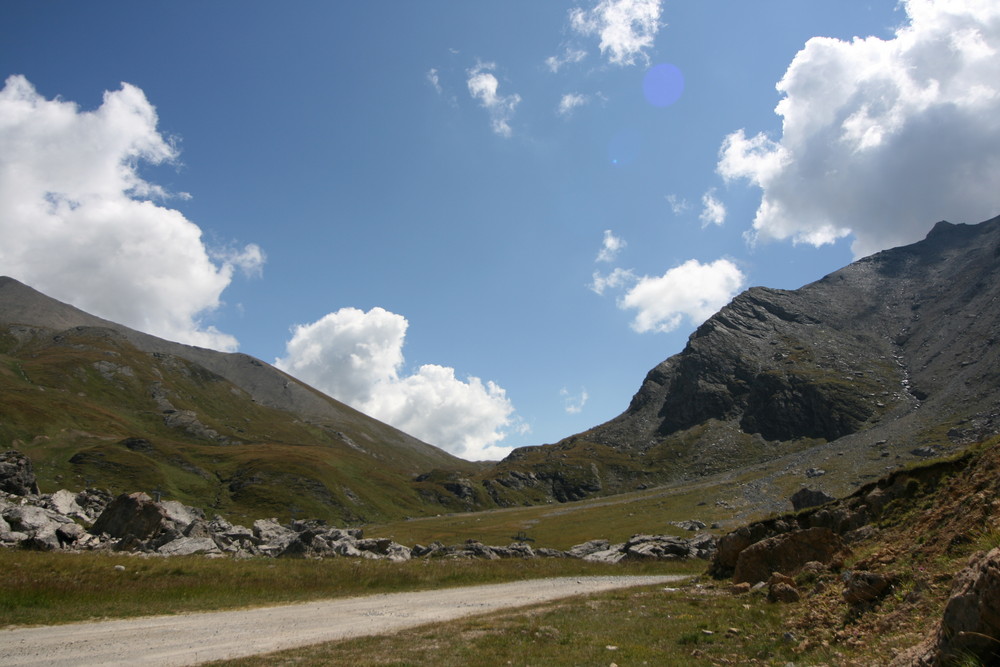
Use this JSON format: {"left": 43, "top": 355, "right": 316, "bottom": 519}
{"left": 891, "top": 548, "right": 1000, "bottom": 666}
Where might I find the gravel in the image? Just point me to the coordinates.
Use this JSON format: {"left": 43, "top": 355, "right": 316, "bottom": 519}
{"left": 0, "top": 575, "right": 683, "bottom": 666}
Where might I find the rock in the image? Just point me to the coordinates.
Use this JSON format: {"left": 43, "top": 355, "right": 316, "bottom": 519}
{"left": 91, "top": 492, "right": 170, "bottom": 540}
{"left": 768, "top": 582, "right": 801, "bottom": 603}
{"left": 0, "top": 450, "right": 40, "bottom": 496}
{"left": 671, "top": 520, "right": 707, "bottom": 531}
{"left": 790, "top": 488, "right": 836, "bottom": 511}
{"left": 583, "top": 546, "right": 627, "bottom": 564}
{"left": 805, "top": 468, "right": 826, "bottom": 478}
{"left": 160, "top": 500, "right": 204, "bottom": 528}
{"left": 567, "top": 539, "right": 611, "bottom": 558}
{"left": 733, "top": 527, "right": 846, "bottom": 585}
{"left": 157, "top": 536, "right": 222, "bottom": 556}
{"left": 46, "top": 489, "right": 88, "bottom": 522}
{"left": 841, "top": 570, "right": 895, "bottom": 605}
{"left": 891, "top": 548, "right": 1000, "bottom": 666}
{"left": 730, "top": 582, "right": 752, "bottom": 595}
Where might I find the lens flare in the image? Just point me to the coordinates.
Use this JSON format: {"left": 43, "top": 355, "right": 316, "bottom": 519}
{"left": 643, "top": 63, "right": 684, "bottom": 107}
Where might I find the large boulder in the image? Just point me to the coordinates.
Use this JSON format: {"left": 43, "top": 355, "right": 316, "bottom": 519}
{"left": 732, "top": 527, "right": 846, "bottom": 585}
{"left": 0, "top": 450, "right": 40, "bottom": 496}
{"left": 91, "top": 492, "right": 171, "bottom": 540}
{"left": 891, "top": 548, "right": 1000, "bottom": 666}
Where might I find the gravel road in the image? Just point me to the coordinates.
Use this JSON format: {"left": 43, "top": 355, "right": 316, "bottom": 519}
{"left": 0, "top": 575, "right": 683, "bottom": 666}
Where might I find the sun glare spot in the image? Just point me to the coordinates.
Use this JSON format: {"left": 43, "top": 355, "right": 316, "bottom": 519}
{"left": 643, "top": 63, "right": 684, "bottom": 107}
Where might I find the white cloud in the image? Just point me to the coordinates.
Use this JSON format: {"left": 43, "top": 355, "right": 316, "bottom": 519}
{"left": 426, "top": 68, "right": 442, "bottom": 94}
{"left": 718, "top": 0, "right": 1000, "bottom": 258}
{"left": 558, "top": 93, "right": 589, "bottom": 116}
{"left": 466, "top": 63, "right": 521, "bottom": 137}
{"left": 666, "top": 194, "right": 690, "bottom": 215}
{"left": 699, "top": 189, "right": 727, "bottom": 227}
{"left": 560, "top": 387, "right": 589, "bottom": 414}
{"left": 590, "top": 267, "right": 636, "bottom": 295}
{"left": 596, "top": 229, "right": 626, "bottom": 262}
{"left": 618, "top": 259, "right": 745, "bottom": 333}
{"left": 0, "top": 75, "right": 260, "bottom": 351}
{"left": 275, "top": 307, "right": 521, "bottom": 460}
{"left": 569, "top": 0, "right": 663, "bottom": 66}
{"left": 546, "top": 48, "right": 588, "bottom": 73}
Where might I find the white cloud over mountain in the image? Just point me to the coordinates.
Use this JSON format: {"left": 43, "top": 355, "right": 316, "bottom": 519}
{"left": 619, "top": 259, "right": 745, "bottom": 333}
{"left": 588, "top": 231, "right": 744, "bottom": 333}
{"left": 275, "top": 307, "right": 521, "bottom": 460}
{"left": 0, "top": 75, "right": 260, "bottom": 351}
{"left": 719, "top": 0, "right": 1000, "bottom": 258}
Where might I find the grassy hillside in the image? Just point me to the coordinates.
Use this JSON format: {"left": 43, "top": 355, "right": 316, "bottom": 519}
{"left": 0, "top": 323, "right": 481, "bottom": 525}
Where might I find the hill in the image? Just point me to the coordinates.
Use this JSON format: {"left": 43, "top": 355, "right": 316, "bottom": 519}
{"left": 0, "top": 277, "right": 482, "bottom": 524}
{"left": 475, "top": 215, "right": 1000, "bottom": 511}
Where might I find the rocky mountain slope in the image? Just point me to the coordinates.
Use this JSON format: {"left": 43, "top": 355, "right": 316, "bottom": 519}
{"left": 0, "top": 277, "right": 481, "bottom": 524}
{"left": 479, "top": 216, "right": 1000, "bottom": 507}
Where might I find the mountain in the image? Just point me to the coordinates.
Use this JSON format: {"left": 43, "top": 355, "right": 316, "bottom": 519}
{"left": 0, "top": 277, "right": 481, "bottom": 524}
{"left": 477, "top": 216, "right": 1000, "bottom": 509}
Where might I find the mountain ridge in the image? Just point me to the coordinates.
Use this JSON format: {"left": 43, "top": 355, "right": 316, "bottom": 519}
{"left": 476, "top": 215, "right": 1000, "bottom": 508}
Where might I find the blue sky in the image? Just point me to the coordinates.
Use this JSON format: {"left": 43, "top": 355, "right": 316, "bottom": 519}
{"left": 3, "top": 1, "right": 999, "bottom": 460}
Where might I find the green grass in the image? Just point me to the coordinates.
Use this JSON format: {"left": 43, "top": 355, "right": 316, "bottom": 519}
{"left": 0, "top": 549, "right": 700, "bottom": 627}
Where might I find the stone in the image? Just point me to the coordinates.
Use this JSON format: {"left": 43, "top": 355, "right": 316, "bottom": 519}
{"left": 91, "top": 492, "right": 170, "bottom": 539}
{"left": 0, "top": 450, "right": 40, "bottom": 496}
{"left": 790, "top": 488, "right": 836, "bottom": 511}
{"left": 733, "top": 527, "right": 846, "bottom": 585}
{"left": 157, "top": 536, "right": 222, "bottom": 556}
{"left": 567, "top": 539, "right": 611, "bottom": 558}
{"left": 160, "top": 500, "right": 204, "bottom": 529}
{"left": 841, "top": 570, "right": 895, "bottom": 605}
{"left": 768, "top": 582, "right": 800, "bottom": 603}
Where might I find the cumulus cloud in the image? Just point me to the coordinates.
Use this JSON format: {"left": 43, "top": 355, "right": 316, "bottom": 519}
{"left": 596, "top": 229, "right": 626, "bottom": 262}
{"left": 558, "top": 93, "right": 589, "bottom": 116}
{"left": 0, "top": 75, "right": 260, "bottom": 351}
{"left": 275, "top": 307, "right": 521, "bottom": 460}
{"left": 699, "top": 189, "right": 727, "bottom": 227}
{"left": 718, "top": 0, "right": 1000, "bottom": 258}
{"left": 561, "top": 387, "right": 589, "bottom": 414}
{"left": 466, "top": 63, "right": 521, "bottom": 137}
{"left": 569, "top": 0, "right": 663, "bottom": 66}
{"left": 618, "top": 259, "right": 745, "bottom": 333}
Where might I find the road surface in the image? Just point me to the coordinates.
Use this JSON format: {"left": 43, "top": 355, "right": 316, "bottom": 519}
{"left": 0, "top": 575, "right": 684, "bottom": 666}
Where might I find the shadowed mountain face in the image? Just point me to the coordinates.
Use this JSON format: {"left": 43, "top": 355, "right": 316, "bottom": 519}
{"left": 0, "top": 277, "right": 480, "bottom": 524}
{"left": 480, "top": 216, "right": 1000, "bottom": 505}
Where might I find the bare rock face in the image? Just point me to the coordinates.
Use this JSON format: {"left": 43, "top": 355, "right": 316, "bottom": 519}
{"left": 892, "top": 547, "right": 1000, "bottom": 666}
{"left": 0, "top": 450, "right": 40, "bottom": 496}
{"left": 732, "top": 527, "right": 846, "bottom": 585}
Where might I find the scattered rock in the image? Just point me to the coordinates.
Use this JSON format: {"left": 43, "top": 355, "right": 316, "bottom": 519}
{"left": 805, "top": 468, "right": 826, "bottom": 479}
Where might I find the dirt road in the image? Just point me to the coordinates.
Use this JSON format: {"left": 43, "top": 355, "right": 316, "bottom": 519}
{"left": 0, "top": 575, "right": 683, "bottom": 666}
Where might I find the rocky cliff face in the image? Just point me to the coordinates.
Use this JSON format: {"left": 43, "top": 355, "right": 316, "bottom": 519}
{"left": 484, "top": 215, "right": 1000, "bottom": 503}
